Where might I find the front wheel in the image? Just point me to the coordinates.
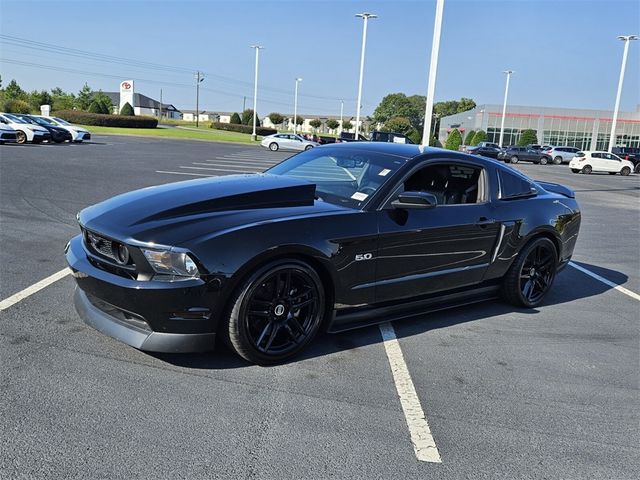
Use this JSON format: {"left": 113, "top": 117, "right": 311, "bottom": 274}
{"left": 225, "top": 260, "right": 325, "bottom": 365}
{"left": 553, "top": 156, "right": 563, "bottom": 165}
{"left": 16, "top": 131, "right": 27, "bottom": 144}
{"left": 305, "top": 145, "right": 314, "bottom": 151}
{"left": 510, "top": 156, "right": 519, "bottom": 164}
{"left": 620, "top": 166, "right": 631, "bottom": 176}
{"left": 269, "top": 142, "right": 279, "bottom": 151}
{"left": 539, "top": 157, "right": 548, "bottom": 165}
{"left": 581, "top": 165, "right": 592, "bottom": 174}
{"left": 501, "top": 237, "right": 558, "bottom": 308}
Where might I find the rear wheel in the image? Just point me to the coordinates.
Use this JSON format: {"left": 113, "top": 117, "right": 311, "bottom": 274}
{"left": 501, "top": 237, "right": 558, "bottom": 308}
{"left": 510, "top": 155, "right": 519, "bottom": 164}
{"left": 581, "top": 165, "right": 592, "bottom": 174}
{"left": 620, "top": 166, "right": 631, "bottom": 176}
{"left": 635, "top": 163, "right": 640, "bottom": 174}
{"left": 225, "top": 260, "right": 325, "bottom": 365}
{"left": 539, "top": 157, "right": 548, "bottom": 165}
{"left": 269, "top": 142, "right": 279, "bottom": 151}
{"left": 571, "top": 169, "right": 580, "bottom": 173}
{"left": 553, "top": 156, "right": 563, "bottom": 165}
{"left": 15, "top": 131, "right": 27, "bottom": 144}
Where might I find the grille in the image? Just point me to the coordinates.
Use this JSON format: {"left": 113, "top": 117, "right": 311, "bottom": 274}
{"left": 84, "top": 229, "right": 118, "bottom": 261}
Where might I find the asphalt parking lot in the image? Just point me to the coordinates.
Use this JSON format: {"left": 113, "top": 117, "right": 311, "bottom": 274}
{"left": 1, "top": 136, "right": 638, "bottom": 479}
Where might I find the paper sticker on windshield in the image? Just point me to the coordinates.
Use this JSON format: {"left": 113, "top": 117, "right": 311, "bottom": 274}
{"left": 378, "top": 168, "right": 391, "bottom": 176}
{"left": 351, "top": 192, "right": 369, "bottom": 201}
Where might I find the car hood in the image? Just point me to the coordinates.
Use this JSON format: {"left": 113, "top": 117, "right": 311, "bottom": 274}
{"left": 78, "top": 174, "right": 344, "bottom": 246}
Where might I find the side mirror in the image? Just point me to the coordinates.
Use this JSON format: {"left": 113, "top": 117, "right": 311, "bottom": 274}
{"left": 391, "top": 191, "right": 437, "bottom": 209}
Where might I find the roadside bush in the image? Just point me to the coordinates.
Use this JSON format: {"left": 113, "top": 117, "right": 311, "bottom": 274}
{"left": 464, "top": 130, "right": 476, "bottom": 145}
{"left": 210, "top": 122, "right": 276, "bottom": 136}
{"left": 120, "top": 102, "right": 135, "bottom": 116}
{"left": 471, "top": 129, "right": 487, "bottom": 145}
{"left": 54, "top": 110, "right": 158, "bottom": 128}
{"left": 3, "top": 99, "right": 32, "bottom": 114}
{"left": 326, "top": 119, "right": 340, "bottom": 130}
{"left": 517, "top": 129, "right": 538, "bottom": 146}
{"left": 230, "top": 112, "right": 242, "bottom": 124}
{"left": 268, "top": 112, "right": 284, "bottom": 126}
{"left": 309, "top": 118, "right": 322, "bottom": 130}
{"left": 445, "top": 128, "right": 462, "bottom": 150}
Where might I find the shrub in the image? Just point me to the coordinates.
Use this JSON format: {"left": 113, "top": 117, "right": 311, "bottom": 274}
{"left": 471, "top": 129, "right": 487, "bottom": 145}
{"left": 429, "top": 135, "right": 442, "bottom": 148}
{"left": 309, "top": 118, "right": 322, "bottom": 130}
{"left": 210, "top": 122, "right": 276, "bottom": 136}
{"left": 517, "top": 129, "right": 538, "bottom": 146}
{"left": 407, "top": 129, "right": 421, "bottom": 144}
{"left": 54, "top": 110, "right": 158, "bottom": 128}
{"left": 326, "top": 119, "right": 340, "bottom": 130}
{"left": 268, "top": 112, "right": 284, "bottom": 126}
{"left": 3, "top": 99, "right": 32, "bottom": 114}
{"left": 120, "top": 102, "right": 135, "bottom": 116}
{"left": 342, "top": 120, "right": 353, "bottom": 130}
{"left": 241, "top": 109, "right": 260, "bottom": 126}
{"left": 88, "top": 91, "right": 113, "bottom": 115}
{"left": 230, "top": 112, "right": 242, "bottom": 124}
{"left": 445, "top": 128, "right": 462, "bottom": 150}
{"left": 464, "top": 130, "right": 475, "bottom": 145}
{"left": 294, "top": 116, "right": 305, "bottom": 126}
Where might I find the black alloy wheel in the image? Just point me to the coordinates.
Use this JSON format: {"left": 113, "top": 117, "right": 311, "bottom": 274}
{"left": 502, "top": 237, "right": 557, "bottom": 308}
{"left": 582, "top": 165, "right": 592, "bottom": 174}
{"left": 225, "top": 260, "right": 325, "bottom": 364}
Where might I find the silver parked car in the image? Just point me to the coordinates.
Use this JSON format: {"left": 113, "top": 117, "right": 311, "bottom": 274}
{"left": 541, "top": 146, "right": 581, "bottom": 165}
{"left": 261, "top": 133, "right": 319, "bottom": 152}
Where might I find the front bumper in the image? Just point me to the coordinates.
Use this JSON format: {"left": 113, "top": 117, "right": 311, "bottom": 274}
{"left": 66, "top": 235, "right": 217, "bottom": 353}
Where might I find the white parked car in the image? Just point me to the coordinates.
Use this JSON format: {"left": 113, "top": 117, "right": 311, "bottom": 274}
{"left": 569, "top": 151, "right": 634, "bottom": 176}
{"left": 0, "top": 121, "right": 18, "bottom": 144}
{"left": 38, "top": 116, "right": 91, "bottom": 142}
{"left": 0, "top": 112, "right": 50, "bottom": 144}
{"left": 261, "top": 133, "right": 319, "bottom": 152}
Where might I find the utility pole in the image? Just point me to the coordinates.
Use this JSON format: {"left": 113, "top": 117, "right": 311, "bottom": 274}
{"left": 608, "top": 35, "right": 638, "bottom": 152}
{"left": 354, "top": 12, "right": 377, "bottom": 139}
{"left": 339, "top": 99, "right": 344, "bottom": 136}
{"left": 159, "top": 88, "right": 162, "bottom": 120}
{"left": 195, "top": 71, "right": 204, "bottom": 127}
{"left": 243, "top": 96, "right": 246, "bottom": 112}
{"left": 250, "top": 45, "right": 263, "bottom": 141}
{"left": 293, "top": 77, "right": 302, "bottom": 134}
{"left": 421, "top": 0, "right": 445, "bottom": 147}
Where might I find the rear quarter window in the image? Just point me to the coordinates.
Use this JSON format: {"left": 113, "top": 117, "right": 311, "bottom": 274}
{"left": 498, "top": 169, "right": 534, "bottom": 200}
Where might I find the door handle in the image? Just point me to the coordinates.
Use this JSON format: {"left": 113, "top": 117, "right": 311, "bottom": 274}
{"left": 476, "top": 217, "right": 496, "bottom": 227}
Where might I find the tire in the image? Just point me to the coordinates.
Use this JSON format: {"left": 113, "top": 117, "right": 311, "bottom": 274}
{"left": 53, "top": 137, "right": 64, "bottom": 144}
{"left": 620, "top": 166, "right": 631, "bottom": 176}
{"left": 269, "top": 142, "right": 279, "bottom": 152}
{"left": 635, "top": 163, "right": 640, "bottom": 174}
{"left": 501, "top": 237, "right": 558, "bottom": 308}
{"left": 581, "top": 165, "right": 592, "bottom": 174}
{"left": 571, "top": 169, "right": 580, "bottom": 173}
{"left": 553, "top": 156, "right": 563, "bottom": 165}
{"left": 304, "top": 145, "right": 314, "bottom": 151}
{"left": 224, "top": 260, "right": 326, "bottom": 365}
{"left": 15, "top": 131, "right": 27, "bottom": 144}
{"left": 608, "top": 172, "right": 617, "bottom": 175}
{"left": 510, "top": 156, "right": 519, "bottom": 164}
{"left": 539, "top": 157, "right": 548, "bottom": 165}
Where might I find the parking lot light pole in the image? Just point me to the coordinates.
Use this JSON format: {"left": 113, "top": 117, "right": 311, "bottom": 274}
{"left": 194, "top": 71, "right": 204, "bottom": 128}
{"left": 355, "top": 12, "right": 377, "bottom": 139}
{"left": 339, "top": 99, "right": 344, "bottom": 136}
{"left": 421, "top": 0, "right": 444, "bottom": 147}
{"left": 608, "top": 35, "right": 638, "bottom": 152}
{"left": 293, "top": 77, "right": 302, "bottom": 134}
{"left": 250, "top": 45, "right": 263, "bottom": 141}
{"left": 498, "top": 70, "right": 514, "bottom": 148}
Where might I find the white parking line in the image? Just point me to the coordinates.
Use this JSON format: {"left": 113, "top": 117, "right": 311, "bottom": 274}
{"left": 156, "top": 170, "right": 213, "bottom": 177}
{"left": 569, "top": 262, "right": 640, "bottom": 301}
{"left": 180, "top": 166, "right": 257, "bottom": 173}
{"left": 0, "top": 268, "right": 71, "bottom": 312}
{"left": 379, "top": 322, "right": 442, "bottom": 463}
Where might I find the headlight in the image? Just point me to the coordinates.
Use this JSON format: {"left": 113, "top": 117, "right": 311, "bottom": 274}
{"left": 141, "top": 249, "right": 200, "bottom": 279}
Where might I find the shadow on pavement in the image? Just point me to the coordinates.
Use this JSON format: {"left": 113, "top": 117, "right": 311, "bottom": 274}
{"left": 151, "top": 261, "right": 627, "bottom": 370}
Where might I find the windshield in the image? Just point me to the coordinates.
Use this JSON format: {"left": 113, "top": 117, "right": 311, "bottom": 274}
{"left": 266, "top": 147, "right": 408, "bottom": 209}
{"left": 4, "top": 113, "right": 28, "bottom": 124}
{"left": 52, "top": 117, "right": 72, "bottom": 126}
{"left": 33, "top": 116, "right": 55, "bottom": 126}
{"left": 15, "top": 115, "right": 39, "bottom": 125}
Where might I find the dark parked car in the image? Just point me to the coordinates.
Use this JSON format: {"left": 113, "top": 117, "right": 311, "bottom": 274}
{"left": 369, "top": 131, "right": 415, "bottom": 144}
{"left": 66, "top": 143, "right": 581, "bottom": 364}
{"left": 612, "top": 147, "right": 640, "bottom": 172}
{"left": 466, "top": 145, "right": 502, "bottom": 159}
{"left": 498, "top": 146, "right": 548, "bottom": 164}
{"left": 15, "top": 114, "right": 73, "bottom": 143}
{"left": 335, "top": 132, "right": 368, "bottom": 143}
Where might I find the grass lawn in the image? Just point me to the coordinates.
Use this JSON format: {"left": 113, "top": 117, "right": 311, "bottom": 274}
{"left": 82, "top": 125, "right": 260, "bottom": 144}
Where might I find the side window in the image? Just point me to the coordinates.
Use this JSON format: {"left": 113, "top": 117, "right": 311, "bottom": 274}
{"left": 402, "top": 163, "right": 484, "bottom": 205}
{"left": 592, "top": 153, "right": 602, "bottom": 159}
{"left": 498, "top": 169, "right": 534, "bottom": 200}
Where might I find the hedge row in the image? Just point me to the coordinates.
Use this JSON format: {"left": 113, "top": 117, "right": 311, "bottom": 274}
{"left": 210, "top": 122, "right": 276, "bottom": 136}
{"left": 54, "top": 110, "right": 158, "bottom": 128}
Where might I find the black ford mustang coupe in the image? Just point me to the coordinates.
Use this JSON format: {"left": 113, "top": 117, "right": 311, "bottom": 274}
{"left": 66, "top": 143, "right": 581, "bottom": 364}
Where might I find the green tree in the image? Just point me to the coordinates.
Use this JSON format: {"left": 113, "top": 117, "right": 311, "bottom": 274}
{"left": 517, "top": 129, "right": 538, "bottom": 146}
{"left": 88, "top": 92, "right": 113, "bottom": 114}
{"left": 309, "top": 118, "right": 322, "bottom": 131}
{"left": 120, "top": 102, "right": 135, "bottom": 116}
{"left": 383, "top": 116, "right": 414, "bottom": 135}
{"left": 373, "top": 93, "right": 423, "bottom": 130}
{"left": 29, "top": 90, "right": 52, "bottom": 111}
{"left": 76, "top": 83, "right": 93, "bottom": 111}
{"left": 429, "top": 135, "right": 442, "bottom": 148}
{"left": 3, "top": 99, "right": 31, "bottom": 113}
{"left": 471, "top": 129, "right": 487, "bottom": 145}
{"left": 342, "top": 120, "right": 353, "bottom": 130}
{"left": 294, "top": 116, "right": 305, "bottom": 126}
{"left": 464, "top": 130, "right": 476, "bottom": 145}
{"left": 326, "top": 119, "right": 340, "bottom": 130}
{"left": 445, "top": 128, "right": 462, "bottom": 150}
{"left": 268, "top": 112, "right": 284, "bottom": 126}
{"left": 241, "top": 109, "right": 260, "bottom": 126}
{"left": 4, "top": 79, "right": 26, "bottom": 101}
{"left": 457, "top": 97, "right": 476, "bottom": 113}
{"left": 230, "top": 112, "right": 242, "bottom": 124}
{"left": 51, "top": 87, "right": 75, "bottom": 111}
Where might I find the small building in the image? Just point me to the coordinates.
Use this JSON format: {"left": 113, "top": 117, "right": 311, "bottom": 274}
{"left": 439, "top": 103, "right": 640, "bottom": 150}
{"left": 261, "top": 114, "right": 370, "bottom": 134}
{"left": 103, "top": 92, "right": 181, "bottom": 119}
{"left": 182, "top": 110, "right": 219, "bottom": 122}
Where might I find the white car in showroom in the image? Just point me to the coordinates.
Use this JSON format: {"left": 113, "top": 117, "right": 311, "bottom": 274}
{"left": 37, "top": 116, "right": 91, "bottom": 142}
{"left": 569, "top": 151, "right": 634, "bottom": 176}
{"left": 0, "top": 112, "right": 50, "bottom": 144}
{"left": 261, "top": 133, "right": 318, "bottom": 152}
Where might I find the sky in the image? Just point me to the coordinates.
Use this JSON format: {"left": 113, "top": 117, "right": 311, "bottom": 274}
{"left": 1, "top": 0, "right": 638, "bottom": 117}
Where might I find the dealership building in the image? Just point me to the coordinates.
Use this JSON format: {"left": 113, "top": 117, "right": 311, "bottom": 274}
{"left": 438, "top": 104, "right": 640, "bottom": 150}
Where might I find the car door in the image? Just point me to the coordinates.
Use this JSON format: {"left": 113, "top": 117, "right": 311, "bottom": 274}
{"left": 590, "top": 152, "right": 605, "bottom": 171}
{"left": 374, "top": 159, "right": 501, "bottom": 303}
{"left": 524, "top": 148, "right": 540, "bottom": 162}
{"left": 603, "top": 153, "right": 621, "bottom": 172}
